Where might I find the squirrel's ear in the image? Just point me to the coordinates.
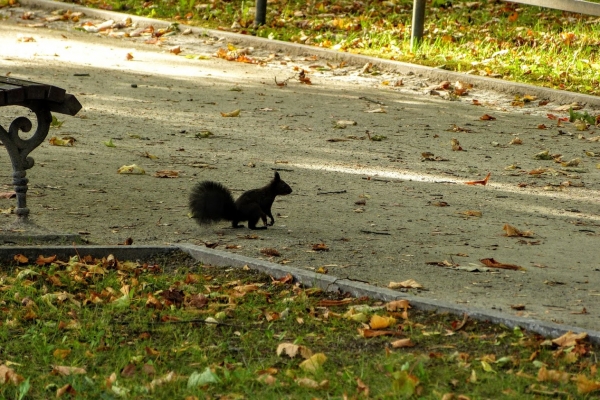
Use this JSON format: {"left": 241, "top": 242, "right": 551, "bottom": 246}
{"left": 274, "top": 171, "right": 281, "bottom": 180}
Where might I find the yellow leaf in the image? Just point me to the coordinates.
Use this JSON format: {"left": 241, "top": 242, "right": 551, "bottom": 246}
{"left": 49, "top": 136, "right": 75, "bottom": 146}
{"left": 481, "top": 360, "right": 495, "bottom": 373}
{"left": 576, "top": 374, "right": 600, "bottom": 394}
{"left": 369, "top": 315, "right": 396, "bottom": 329}
{"left": 299, "top": 353, "right": 326, "bottom": 373}
{"left": 117, "top": 164, "right": 145, "bottom": 174}
{"left": 220, "top": 109, "right": 240, "bottom": 117}
{"left": 53, "top": 349, "right": 71, "bottom": 359}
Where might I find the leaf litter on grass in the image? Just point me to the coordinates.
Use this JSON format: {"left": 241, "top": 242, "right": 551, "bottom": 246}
{"left": 1, "top": 250, "right": 600, "bottom": 398}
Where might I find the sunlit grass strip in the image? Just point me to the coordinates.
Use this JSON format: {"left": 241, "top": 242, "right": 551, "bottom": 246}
{"left": 63, "top": 0, "right": 600, "bottom": 95}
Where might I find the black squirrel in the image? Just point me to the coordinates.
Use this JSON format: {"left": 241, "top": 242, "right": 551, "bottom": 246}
{"left": 189, "top": 171, "right": 292, "bottom": 230}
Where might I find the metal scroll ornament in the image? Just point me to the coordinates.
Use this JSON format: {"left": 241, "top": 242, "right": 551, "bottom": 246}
{"left": 0, "top": 105, "right": 52, "bottom": 220}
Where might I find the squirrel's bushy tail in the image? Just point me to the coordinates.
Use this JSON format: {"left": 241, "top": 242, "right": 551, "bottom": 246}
{"left": 189, "top": 181, "right": 237, "bottom": 224}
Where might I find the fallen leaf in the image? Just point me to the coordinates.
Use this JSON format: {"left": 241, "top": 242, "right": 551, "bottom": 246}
{"left": 370, "top": 315, "right": 396, "bottom": 329}
{"left": 459, "top": 210, "right": 482, "bottom": 217}
{"left": 299, "top": 353, "right": 326, "bottom": 373}
{"left": 451, "top": 138, "right": 463, "bottom": 151}
{"left": 575, "top": 374, "right": 600, "bottom": 394}
{"left": 552, "top": 331, "right": 588, "bottom": 348}
{"left": 537, "top": 366, "right": 570, "bottom": 383}
{"left": 480, "top": 114, "right": 496, "bottom": 121}
{"left": 53, "top": 349, "right": 71, "bottom": 360}
{"left": 480, "top": 258, "right": 524, "bottom": 271}
{"left": 358, "top": 328, "right": 404, "bottom": 338}
{"left": 56, "top": 383, "right": 76, "bottom": 397}
{"left": 117, "top": 164, "right": 145, "bottom": 174}
{"left": 388, "top": 279, "right": 423, "bottom": 289}
{"left": 391, "top": 338, "right": 415, "bottom": 348}
{"left": 312, "top": 243, "right": 329, "bottom": 251}
{"left": 0, "top": 364, "right": 24, "bottom": 385}
{"left": 49, "top": 136, "right": 75, "bottom": 146}
{"left": 154, "top": 170, "right": 179, "bottom": 178}
{"left": 465, "top": 172, "right": 491, "bottom": 186}
{"left": 52, "top": 365, "right": 87, "bottom": 376}
{"left": 503, "top": 224, "right": 534, "bottom": 238}
{"left": 220, "top": 109, "right": 240, "bottom": 117}
{"left": 14, "top": 254, "right": 28, "bottom": 264}
{"left": 276, "top": 343, "right": 312, "bottom": 359}
{"left": 365, "top": 108, "right": 386, "bottom": 113}
{"left": 260, "top": 248, "right": 280, "bottom": 257}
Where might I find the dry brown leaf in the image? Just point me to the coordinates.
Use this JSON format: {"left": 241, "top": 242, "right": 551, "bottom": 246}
{"left": 479, "top": 258, "right": 524, "bottom": 271}
{"left": 480, "top": 114, "right": 496, "bottom": 121}
{"left": 0, "top": 364, "right": 24, "bottom": 385}
{"left": 56, "top": 383, "right": 76, "bottom": 397}
{"left": 385, "top": 299, "right": 410, "bottom": 312}
{"left": 552, "top": 331, "right": 588, "bottom": 348}
{"left": 36, "top": 254, "right": 57, "bottom": 265}
{"left": 276, "top": 343, "right": 313, "bottom": 359}
{"left": 388, "top": 279, "right": 423, "bottom": 289}
{"left": 465, "top": 172, "right": 491, "bottom": 186}
{"left": 391, "top": 338, "right": 415, "bottom": 348}
{"left": 358, "top": 328, "right": 404, "bottom": 338}
{"left": 316, "top": 298, "right": 354, "bottom": 307}
{"left": 459, "top": 210, "right": 482, "bottom": 217}
{"left": 52, "top": 365, "right": 87, "bottom": 376}
{"left": 14, "top": 254, "right": 28, "bottom": 264}
{"left": 154, "top": 170, "right": 179, "bottom": 178}
{"left": 312, "top": 243, "right": 329, "bottom": 251}
{"left": 451, "top": 138, "right": 463, "bottom": 151}
{"left": 260, "top": 248, "right": 280, "bottom": 257}
{"left": 0, "top": 191, "right": 16, "bottom": 199}
{"left": 537, "top": 366, "right": 570, "bottom": 383}
{"left": 576, "top": 374, "right": 600, "bottom": 394}
{"left": 503, "top": 224, "right": 535, "bottom": 238}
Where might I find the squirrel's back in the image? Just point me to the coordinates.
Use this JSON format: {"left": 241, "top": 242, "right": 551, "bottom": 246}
{"left": 189, "top": 181, "right": 237, "bottom": 223}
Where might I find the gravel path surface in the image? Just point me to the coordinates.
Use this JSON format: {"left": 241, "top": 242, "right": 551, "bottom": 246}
{"left": 2, "top": 2, "right": 600, "bottom": 331}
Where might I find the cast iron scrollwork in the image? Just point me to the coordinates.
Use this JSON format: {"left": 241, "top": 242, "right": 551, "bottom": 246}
{"left": 0, "top": 103, "right": 52, "bottom": 220}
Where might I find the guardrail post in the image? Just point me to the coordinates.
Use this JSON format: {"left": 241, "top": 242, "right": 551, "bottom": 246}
{"left": 254, "top": 0, "right": 267, "bottom": 26}
{"left": 411, "top": 0, "right": 426, "bottom": 49}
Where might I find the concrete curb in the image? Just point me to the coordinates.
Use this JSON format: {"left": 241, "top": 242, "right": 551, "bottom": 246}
{"left": 2, "top": 244, "right": 599, "bottom": 344}
{"left": 19, "top": 0, "right": 600, "bottom": 107}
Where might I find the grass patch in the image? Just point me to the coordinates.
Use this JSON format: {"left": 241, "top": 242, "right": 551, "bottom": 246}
{"left": 53, "top": 0, "right": 600, "bottom": 95}
{"left": 0, "top": 251, "right": 599, "bottom": 398}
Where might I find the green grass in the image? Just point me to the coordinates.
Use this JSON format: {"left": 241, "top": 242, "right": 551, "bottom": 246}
{"left": 1, "top": 251, "right": 599, "bottom": 398}
{"left": 54, "top": 0, "right": 600, "bottom": 96}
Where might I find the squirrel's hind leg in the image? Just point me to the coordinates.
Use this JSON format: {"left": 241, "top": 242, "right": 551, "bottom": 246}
{"left": 231, "top": 221, "right": 245, "bottom": 229}
{"left": 248, "top": 216, "right": 267, "bottom": 230}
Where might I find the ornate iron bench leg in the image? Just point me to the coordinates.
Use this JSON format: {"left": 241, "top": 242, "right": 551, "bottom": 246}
{"left": 0, "top": 103, "right": 52, "bottom": 222}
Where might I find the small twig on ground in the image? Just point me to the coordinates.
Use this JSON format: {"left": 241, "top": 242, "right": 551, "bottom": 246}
{"left": 360, "top": 230, "right": 391, "bottom": 235}
{"left": 359, "top": 96, "right": 385, "bottom": 105}
{"left": 317, "top": 190, "right": 347, "bottom": 195}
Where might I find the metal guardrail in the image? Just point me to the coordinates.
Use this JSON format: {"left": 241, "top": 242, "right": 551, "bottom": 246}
{"left": 411, "top": 0, "right": 600, "bottom": 47}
